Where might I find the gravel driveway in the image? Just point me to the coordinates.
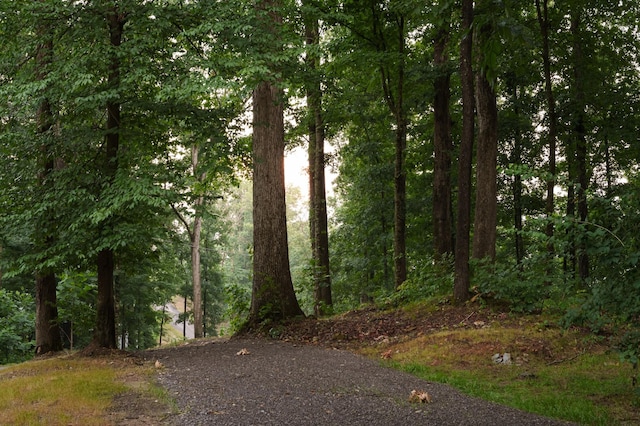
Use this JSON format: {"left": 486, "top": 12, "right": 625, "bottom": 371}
{"left": 147, "top": 338, "right": 574, "bottom": 426}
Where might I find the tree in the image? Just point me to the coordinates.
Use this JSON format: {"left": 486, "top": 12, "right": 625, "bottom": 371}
{"left": 33, "top": 1, "right": 62, "bottom": 355}
{"left": 304, "top": 3, "right": 332, "bottom": 315}
{"left": 170, "top": 142, "right": 228, "bottom": 339}
{"left": 471, "top": 0, "right": 499, "bottom": 261}
{"left": 250, "top": 79, "right": 305, "bottom": 323}
{"left": 1, "top": 0, "right": 245, "bottom": 350}
{"left": 453, "top": 0, "right": 475, "bottom": 304}
{"left": 248, "top": 0, "right": 304, "bottom": 324}
{"left": 569, "top": 8, "right": 590, "bottom": 284}
{"left": 90, "top": 4, "right": 124, "bottom": 350}
{"left": 190, "top": 145, "right": 206, "bottom": 339}
{"left": 432, "top": 5, "right": 454, "bottom": 261}
{"left": 170, "top": 146, "right": 207, "bottom": 338}
{"left": 536, "top": 0, "right": 558, "bottom": 260}
{"left": 325, "top": 0, "right": 424, "bottom": 289}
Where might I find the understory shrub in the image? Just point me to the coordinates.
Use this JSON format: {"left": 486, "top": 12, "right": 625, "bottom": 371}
{"left": 0, "top": 289, "right": 34, "bottom": 364}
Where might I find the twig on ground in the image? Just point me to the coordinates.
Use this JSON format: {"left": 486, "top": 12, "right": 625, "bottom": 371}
{"left": 546, "top": 351, "right": 584, "bottom": 366}
{"left": 461, "top": 311, "right": 475, "bottom": 324}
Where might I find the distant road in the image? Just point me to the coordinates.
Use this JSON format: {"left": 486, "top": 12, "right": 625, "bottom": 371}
{"left": 164, "top": 302, "right": 194, "bottom": 339}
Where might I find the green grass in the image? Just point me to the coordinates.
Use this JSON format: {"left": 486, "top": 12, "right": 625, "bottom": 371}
{"left": 396, "top": 360, "right": 618, "bottom": 425}
{"left": 357, "top": 309, "right": 639, "bottom": 425}
{"left": 0, "top": 356, "right": 140, "bottom": 426}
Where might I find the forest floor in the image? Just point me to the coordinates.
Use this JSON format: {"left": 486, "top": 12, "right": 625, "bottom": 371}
{"left": 104, "top": 302, "right": 640, "bottom": 425}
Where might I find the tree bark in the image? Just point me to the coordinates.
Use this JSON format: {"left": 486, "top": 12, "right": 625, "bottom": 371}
{"left": 509, "top": 80, "right": 524, "bottom": 265}
{"left": 191, "top": 145, "right": 205, "bottom": 338}
{"left": 34, "top": 9, "right": 62, "bottom": 355}
{"left": 305, "top": 12, "right": 332, "bottom": 315}
{"left": 250, "top": 79, "right": 304, "bottom": 323}
{"left": 191, "top": 217, "right": 203, "bottom": 337}
{"left": 472, "top": 4, "right": 498, "bottom": 262}
{"left": 536, "top": 0, "right": 558, "bottom": 255}
{"left": 571, "top": 12, "right": 590, "bottom": 283}
{"left": 91, "top": 6, "right": 124, "bottom": 349}
{"left": 432, "top": 23, "right": 454, "bottom": 261}
{"left": 453, "top": 0, "right": 474, "bottom": 304}
{"left": 388, "top": 17, "right": 407, "bottom": 289}
{"left": 35, "top": 272, "right": 62, "bottom": 354}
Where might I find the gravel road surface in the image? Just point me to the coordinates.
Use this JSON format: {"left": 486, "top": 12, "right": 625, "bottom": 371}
{"left": 148, "top": 338, "right": 574, "bottom": 426}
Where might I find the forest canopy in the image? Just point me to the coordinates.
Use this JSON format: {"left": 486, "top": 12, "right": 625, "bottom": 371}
{"left": 1, "top": 0, "right": 639, "bottom": 365}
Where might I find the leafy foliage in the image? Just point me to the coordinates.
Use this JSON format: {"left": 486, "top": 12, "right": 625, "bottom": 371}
{"left": 0, "top": 0, "right": 640, "bottom": 370}
{"left": 0, "top": 290, "right": 34, "bottom": 364}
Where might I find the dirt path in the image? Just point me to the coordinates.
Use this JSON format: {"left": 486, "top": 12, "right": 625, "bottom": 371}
{"left": 144, "top": 338, "right": 574, "bottom": 426}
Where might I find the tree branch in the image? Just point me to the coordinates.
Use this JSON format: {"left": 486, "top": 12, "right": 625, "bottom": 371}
{"left": 170, "top": 203, "right": 193, "bottom": 240}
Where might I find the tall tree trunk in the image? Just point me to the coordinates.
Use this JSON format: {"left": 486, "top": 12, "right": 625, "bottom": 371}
{"left": 34, "top": 11, "right": 62, "bottom": 355}
{"left": 453, "top": 0, "right": 474, "bottom": 304}
{"left": 250, "top": 80, "right": 304, "bottom": 323}
{"left": 248, "top": 0, "right": 303, "bottom": 325}
{"left": 191, "top": 217, "right": 203, "bottom": 337}
{"left": 565, "top": 171, "right": 576, "bottom": 279}
{"left": 392, "top": 116, "right": 407, "bottom": 289}
{"left": 432, "top": 23, "right": 454, "bottom": 261}
{"left": 91, "top": 6, "right": 124, "bottom": 349}
{"left": 536, "top": 0, "right": 558, "bottom": 257}
{"left": 472, "top": 2, "right": 498, "bottom": 261}
{"left": 191, "top": 145, "right": 205, "bottom": 338}
{"left": 571, "top": 11, "right": 589, "bottom": 284}
{"left": 305, "top": 9, "right": 332, "bottom": 315}
{"left": 388, "top": 17, "right": 407, "bottom": 289}
{"left": 509, "top": 80, "right": 524, "bottom": 266}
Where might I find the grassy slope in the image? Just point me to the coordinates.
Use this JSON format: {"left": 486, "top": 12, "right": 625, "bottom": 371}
{"left": 353, "top": 305, "right": 639, "bottom": 425}
{"left": 0, "top": 354, "right": 170, "bottom": 426}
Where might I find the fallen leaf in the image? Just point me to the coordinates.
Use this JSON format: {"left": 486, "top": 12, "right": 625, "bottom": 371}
{"left": 381, "top": 349, "right": 393, "bottom": 359}
{"left": 409, "top": 390, "right": 432, "bottom": 404}
{"left": 154, "top": 360, "right": 164, "bottom": 369}
{"left": 236, "top": 348, "right": 250, "bottom": 356}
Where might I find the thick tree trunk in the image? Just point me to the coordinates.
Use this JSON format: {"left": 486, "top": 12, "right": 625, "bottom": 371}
{"left": 35, "top": 272, "right": 62, "bottom": 354}
{"left": 34, "top": 15, "right": 62, "bottom": 355}
{"left": 250, "top": 80, "right": 304, "bottom": 323}
{"left": 453, "top": 0, "right": 474, "bottom": 304}
{"left": 472, "top": 6, "right": 498, "bottom": 261}
{"left": 305, "top": 11, "right": 332, "bottom": 315}
{"left": 91, "top": 7, "right": 123, "bottom": 349}
{"left": 432, "top": 25, "right": 454, "bottom": 261}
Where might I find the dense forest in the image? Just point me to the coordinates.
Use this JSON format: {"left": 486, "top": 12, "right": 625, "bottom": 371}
{"left": 0, "top": 0, "right": 639, "bottom": 366}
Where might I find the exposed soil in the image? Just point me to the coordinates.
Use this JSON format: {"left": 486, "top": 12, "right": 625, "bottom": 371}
{"left": 107, "top": 304, "right": 579, "bottom": 425}
{"left": 273, "top": 304, "right": 509, "bottom": 347}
